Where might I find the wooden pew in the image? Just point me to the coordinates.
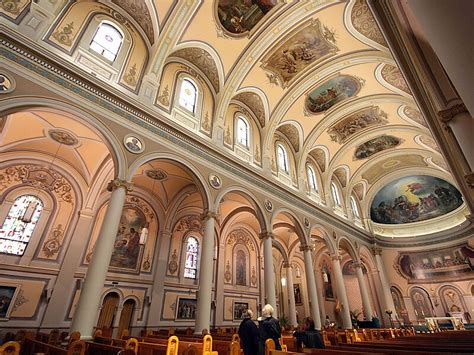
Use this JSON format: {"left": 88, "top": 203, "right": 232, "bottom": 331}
{"left": 0, "top": 341, "right": 20, "bottom": 355}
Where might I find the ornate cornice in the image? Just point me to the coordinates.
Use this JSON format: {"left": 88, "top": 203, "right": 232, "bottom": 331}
{"left": 438, "top": 103, "right": 469, "bottom": 124}
{"left": 107, "top": 179, "right": 133, "bottom": 192}
{"left": 201, "top": 211, "right": 219, "bottom": 221}
{"left": 258, "top": 232, "right": 274, "bottom": 240}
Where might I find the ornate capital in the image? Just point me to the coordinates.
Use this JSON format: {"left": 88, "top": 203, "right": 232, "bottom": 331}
{"left": 258, "top": 231, "right": 274, "bottom": 240}
{"left": 283, "top": 261, "right": 292, "bottom": 268}
{"left": 299, "top": 244, "right": 314, "bottom": 252}
{"left": 465, "top": 172, "right": 474, "bottom": 188}
{"left": 330, "top": 254, "right": 341, "bottom": 261}
{"left": 107, "top": 179, "right": 133, "bottom": 192}
{"left": 438, "top": 103, "right": 468, "bottom": 123}
{"left": 372, "top": 246, "right": 383, "bottom": 256}
{"left": 201, "top": 211, "right": 218, "bottom": 221}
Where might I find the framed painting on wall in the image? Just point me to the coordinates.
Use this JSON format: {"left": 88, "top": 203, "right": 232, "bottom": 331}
{"left": 0, "top": 284, "right": 20, "bottom": 320}
{"left": 294, "top": 284, "right": 302, "bottom": 305}
{"left": 233, "top": 302, "right": 249, "bottom": 320}
{"left": 176, "top": 298, "right": 197, "bottom": 320}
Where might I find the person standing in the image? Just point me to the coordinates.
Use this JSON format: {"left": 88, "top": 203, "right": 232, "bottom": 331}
{"left": 238, "top": 309, "right": 259, "bottom": 355}
{"left": 258, "top": 304, "right": 281, "bottom": 354}
{"left": 293, "top": 317, "right": 325, "bottom": 350}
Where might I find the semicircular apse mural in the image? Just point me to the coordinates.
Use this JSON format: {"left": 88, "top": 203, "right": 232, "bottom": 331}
{"left": 370, "top": 175, "right": 463, "bottom": 224}
{"left": 306, "top": 75, "right": 361, "bottom": 113}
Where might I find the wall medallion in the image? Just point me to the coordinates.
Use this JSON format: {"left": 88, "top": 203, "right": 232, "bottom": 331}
{"left": 48, "top": 129, "right": 79, "bottom": 146}
{"left": 304, "top": 218, "right": 310, "bottom": 228}
{"left": 0, "top": 73, "right": 15, "bottom": 94}
{"left": 123, "top": 134, "right": 144, "bottom": 154}
{"left": 146, "top": 169, "right": 167, "bottom": 181}
{"left": 209, "top": 174, "right": 222, "bottom": 189}
{"left": 42, "top": 224, "right": 64, "bottom": 258}
{"left": 264, "top": 199, "right": 273, "bottom": 212}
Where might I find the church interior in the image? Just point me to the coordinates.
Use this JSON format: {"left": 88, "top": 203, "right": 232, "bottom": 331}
{"left": 0, "top": 0, "right": 473, "bottom": 354}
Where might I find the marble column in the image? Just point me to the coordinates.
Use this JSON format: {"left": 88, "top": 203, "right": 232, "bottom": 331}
{"left": 70, "top": 179, "right": 132, "bottom": 338}
{"left": 315, "top": 270, "right": 326, "bottom": 322}
{"left": 354, "top": 262, "right": 374, "bottom": 320}
{"left": 284, "top": 262, "right": 297, "bottom": 328}
{"left": 373, "top": 247, "right": 396, "bottom": 325}
{"left": 194, "top": 211, "right": 217, "bottom": 333}
{"left": 301, "top": 244, "right": 321, "bottom": 329}
{"left": 260, "top": 232, "right": 276, "bottom": 310}
{"left": 331, "top": 254, "right": 352, "bottom": 329}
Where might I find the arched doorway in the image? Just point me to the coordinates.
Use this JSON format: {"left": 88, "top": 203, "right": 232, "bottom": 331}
{"left": 96, "top": 292, "right": 120, "bottom": 336}
{"left": 117, "top": 299, "right": 136, "bottom": 337}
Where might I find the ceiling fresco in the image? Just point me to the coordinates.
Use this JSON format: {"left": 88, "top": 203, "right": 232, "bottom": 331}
{"left": 371, "top": 175, "right": 463, "bottom": 224}
{"left": 350, "top": 0, "right": 387, "bottom": 47}
{"left": 354, "top": 135, "right": 401, "bottom": 160}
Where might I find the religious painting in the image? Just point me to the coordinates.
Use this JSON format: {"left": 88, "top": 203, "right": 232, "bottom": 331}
{"left": 176, "top": 298, "right": 197, "bottom": 320}
{"left": 293, "top": 284, "right": 302, "bottom": 305}
{"left": 110, "top": 207, "right": 146, "bottom": 272}
{"left": 262, "top": 19, "right": 338, "bottom": 87}
{"left": 390, "top": 286, "right": 409, "bottom": 324}
{"left": 439, "top": 286, "right": 466, "bottom": 315}
{"left": 370, "top": 175, "right": 463, "bottom": 224}
{"left": 342, "top": 260, "right": 367, "bottom": 275}
{"left": 322, "top": 265, "right": 334, "bottom": 300}
{"left": 233, "top": 302, "right": 249, "bottom": 320}
{"left": 216, "top": 0, "right": 277, "bottom": 36}
{"left": 123, "top": 135, "right": 144, "bottom": 154}
{"left": 396, "top": 244, "right": 473, "bottom": 283}
{"left": 306, "top": 75, "right": 361, "bottom": 113}
{"left": 0, "top": 73, "right": 15, "bottom": 94}
{"left": 235, "top": 250, "right": 246, "bottom": 286}
{"left": 354, "top": 135, "right": 401, "bottom": 160}
{"left": 0, "top": 285, "right": 19, "bottom": 319}
{"left": 410, "top": 287, "right": 433, "bottom": 320}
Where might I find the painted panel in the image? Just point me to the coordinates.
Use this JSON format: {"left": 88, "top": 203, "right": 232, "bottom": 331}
{"left": 306, "top": 75, "right": 361, "bottom": 113}
{"left": 396, "top": 244, "right": 473, "bottom": 282}
{"left": 370, "top": 175, "right": 463, "bottom": 224}
{"left": 354, "top": 135, "right": 401, "bottom": 160}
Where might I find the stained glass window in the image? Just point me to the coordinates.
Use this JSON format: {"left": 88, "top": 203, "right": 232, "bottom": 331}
{"left": 0, "top": 195, "right": 43, "bottom": 255}
{"left": 331, "top": 182, "right": 341, "bottom": 207}
{"left": 236, "top": 250, "right": 246, "bottom": 286}
{"left": 237, "top": 117, "right": 249, "bottom": 148}
{"left": 184, "top": 236, "right": 199, "bottom": 279}
{"left": 90, "top": 22, "right": 123, "bottom": 62}
{"left": 307, "top": 165, "right": 318, "bottom": 191}
{"left": 178, "top": 79, "right": 198, "bottom": 113}
{"left": 350, "top": 196, "right": 360, "bottom": 219}
{"left": 277, "top": 144, "right": 289, "bottom": 173}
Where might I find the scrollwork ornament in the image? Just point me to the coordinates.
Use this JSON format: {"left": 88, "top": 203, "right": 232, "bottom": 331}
{"left": 42, "top": 224, "right": 64, "bottom": 258}
{"left": 168, "top": 249, "right": 178, "bottom": 274}
{"left": 251, "top": 266, "right": 257, "bottom": 286}
{"left": 224, "top": 260, "right": 232, "bottom": 283}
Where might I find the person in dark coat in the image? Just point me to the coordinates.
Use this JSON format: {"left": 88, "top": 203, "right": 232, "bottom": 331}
{"left": 238, "top": 309, "right": 259, "bottom": 355}
{"left": 293, "top": 317, "right": 325, "bottom": 350}
{"left": 258, "top": 304, "right": 281, "bottom": 355}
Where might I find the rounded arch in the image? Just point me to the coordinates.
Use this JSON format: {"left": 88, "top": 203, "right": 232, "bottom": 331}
{"left": 271, "top": 208, "right": 306, "bottom": 245}
{"left": 122, "top": 295, "right": 141, "bottom": 310}
{"left": 310, "top": 224, "right": 336, "bottom": 254}
{"left": 127, "top": 153, "right": 211, "bottom": 211}
{"left": 337, "top": 236, "right": 359, "bottom": 260}
{"left": 0, "top": 98, "right": 127, "bottom": 180}
{"left": 271, "top": 238, "right": 289, "bottom": 264}
{"left": 232, "top": 86, "right": 270, "bottom": 128}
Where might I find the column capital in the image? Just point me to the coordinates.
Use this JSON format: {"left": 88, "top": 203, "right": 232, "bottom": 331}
{"left": 258, "top": 231, "right": 274, "bottom": 240}
{"left": 107, "top": 179, "right": 133, "bottom": 192}
{"left": 201, "top": 211, "right": 218, "bottom": 221}
{"left": 330, "top": 254, "right": 341, "bottom": 261}
{"left": 283, "top": 261, "right": 292, "bottom": 268}
{"left": 438, "top": 103, "right": 468, "bottom": 123}
{"left": 372, "top": 246, "right": 383, "bottom": 256}
{"left": 161, "top": 230, "right": 173, "bottom": 239}
{"left": 299, "top": 244, "right": 314, "bottom": 252}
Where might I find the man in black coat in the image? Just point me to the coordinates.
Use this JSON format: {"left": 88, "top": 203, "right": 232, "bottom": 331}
{"left": 258, "top": 304, "right": 281, "bottom": 355}
{"left": 238, "top": 309, "right": 259, "bottom": 355}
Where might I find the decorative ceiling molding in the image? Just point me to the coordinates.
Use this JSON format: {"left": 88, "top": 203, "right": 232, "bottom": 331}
{"left": 309, "top": 148, "right": 327, "bottom": 173}
{"left": 333, "top": 166, "right": 348, "bottom": 187}
{"left": 399, "top": 105, "right": 428, "bottom": 128}
{"left": 234, "top": 91, "right": 265, "bottom": 128}
{"left": 277, "top": 123, "right": 300, "bottom": 153}
{"left": 112, "top": 0, "right": 155, "bottom": 44}
{"left": 349, "top": 0, "right": 387, "bottom": 48}
{"left": 378, "top": 63, "right": 411, "bottom": 95}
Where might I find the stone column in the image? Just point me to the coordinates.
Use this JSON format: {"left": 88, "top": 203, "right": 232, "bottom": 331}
{"left": 194, "top": 211, "right": 217, "bottom": 333}
{"left": 331, "top": 254, "right": 352, "bottom": 329}
{"left": 70, "top": 179, "right": 132, "bottom": 338}
{"left": 284, "top": 262, "right": 297, "bottom": 328}
{"left": 373, "top": 247, "right": 396, "bottom": 325}
{"left": 354, "top": 262, "right": 374, "bottom": 320}
{"left": 301, "top": 244, "right": 322, "bottom": 329}
{"left": 315, "top": 270, "right": 326, "bottom": 322}
{"left": 259, "top": 232, "right": 276, "bottom": 310}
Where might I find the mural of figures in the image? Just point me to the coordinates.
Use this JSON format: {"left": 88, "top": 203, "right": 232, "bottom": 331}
{"left": 176, "top": 298, "right": 197, "bottom": 320}
{"left": 342, "top": 260, "right": 367, "bottom": 275}
{"left": 410, "top": 288, "right": 433, "bottom": 320}
{"left": 262, "top": 19, "right": 338, "bottom": 87}
{"left": 110, "top": 207, "right": 146, "bottom": 271}
{"left": 306, "top": 75, "right": 361, "bottom": 113}
{"left": 397, "top": 244, "right": 473, "bottom": 282}
{"left": 354, "top": 135, "right": 401, "bottom": 160}
{"left": 0, "top": 286, "right": 17, "bottom": 319}
{"left": 293, "top": 284, "right": 302, "bottom": 305}
{"left": 439, "top": 286, "right": 465, "bottom": 315}
{"left": 236, "top": 250, "right": 246, "bottom": 285}
{"left": 216, "top": 0, "right": 277, "bottom": 35}
{"left": 233, "top": 302, "right": 249, "bottom": 320}
{"left": 390, "top": 286, "right": 408, "bottom": 322}
{"left": 370, "top": 175, "right": 463, "bottom": 224}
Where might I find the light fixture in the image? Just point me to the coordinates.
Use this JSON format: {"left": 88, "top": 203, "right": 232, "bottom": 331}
{"left": 281, "top": 277, "right": 286, "bottom": 287}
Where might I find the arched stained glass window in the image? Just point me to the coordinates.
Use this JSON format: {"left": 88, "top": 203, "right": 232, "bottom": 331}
{"left": 307, "top": 165, "right": 318, "bottom": 191}
{"left": 277, "top": 144, "right": 289, "bottom": 173}
{"left": 236, "top": 250, "right": 246, "bottom": 286}
{"left": 350, "top": 196, "right": 360, "bottom": 219}
{"left": 184, "top": 236, "right": 199, "bottom": 279}
{"left": 0, "top": 195, "right": 43, "bottom": 255}
{"left": 237, "top": 116, "right": 249, "bottom": 148}
{"left": 178, "top": 79, "right": 198, "bottom": 113}
{"left": 90, "top": 22, "right": 123, "bottom": 62}
{"left": 331, "top": 182, "right": 341, "bottom": 207}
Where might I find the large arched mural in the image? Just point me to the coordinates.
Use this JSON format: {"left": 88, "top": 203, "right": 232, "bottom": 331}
{"left": 370, "top": 175, "right": 463, "bottom": 224}
{"left": 306, "top": 75, "right": 361, "bottom": 113}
